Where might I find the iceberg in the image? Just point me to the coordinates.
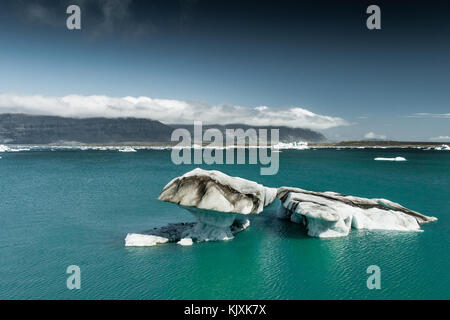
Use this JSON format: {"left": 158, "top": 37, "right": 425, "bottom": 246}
{"left": 374, "top": 157, "right": 406, "bottom": 161}
{"left": 0, "top": 145, "right": 31, "bottom": 152}
{"left": 124, "top": 219, "right": 251, "bottom": 246}
{"left": 118, "top": 146, "right": 137, "bottom": 152}
{"left": 434, "top": 144, "right": 450, "bottom": 151}
{"left": 0, "top": 145, "right": 10, "bottom": 152}
{"left": 125, "top": 168, "right": 437, "bottom": 245}
{"left": 272, "top": 141, "right": 309, "bottom": 150}
{"left": 277, "top": 187, "right": 437, "bottom": 238}
{"left": 157, "top": 168, "right": 277, "bottom": 243}
{"left": 177, "top": 238, "right": 194, "bottom": 246}
{"left": 125, "top": 233, "right": 169, "bottom": 246}
{"left": 158, "top": 168, "right": 277, "bottom": 214}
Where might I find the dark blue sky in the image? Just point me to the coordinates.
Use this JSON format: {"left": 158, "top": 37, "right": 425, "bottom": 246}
{"left": 0, "top": 0, "right": 449, "bottom": 141}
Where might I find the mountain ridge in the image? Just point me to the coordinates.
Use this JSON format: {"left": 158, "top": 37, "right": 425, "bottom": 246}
{"left": 0, "top": 113, "right": 325, "bottom": 144}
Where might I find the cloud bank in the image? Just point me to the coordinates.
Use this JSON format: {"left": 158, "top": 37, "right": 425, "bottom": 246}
{"left": 364, "top": 132, "right": 387, "bottom": 140}
{"left": 0, "top": 94, "right": 348, "bottom": 130}
{"left": 430, "top": 136, "right": 450, "bottom": 141}
{"left": 408, "top": 113, "right": 450, "bottom": 119}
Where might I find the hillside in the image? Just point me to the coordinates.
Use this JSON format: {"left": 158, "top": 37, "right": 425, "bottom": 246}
{"left": 0, "top": 114, "right": 325, "bottom": 144}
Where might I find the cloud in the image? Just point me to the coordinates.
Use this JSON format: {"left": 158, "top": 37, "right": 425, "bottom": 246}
{"left": 0, "top": 93, "right": 348, "bottom": 130}
{"left": 430, "top": 136, "right": 450, "bottom": 141}
{"left": 407, "top": 113, "right": 450, "bottom": 118}
{"left": 15, "top": 0, "right": 156, "bottom": 37}
{"left": 364, "top": 132, "right": 387, "bottom": 140}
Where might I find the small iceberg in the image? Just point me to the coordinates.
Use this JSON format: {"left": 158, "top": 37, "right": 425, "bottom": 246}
{"left": 125, "top": 233, "right": 169, "bottom": 246}
{"left": 0, "top": 145, "right": 10, "bottom": 152}
{"left": 272, "top": 141, "right": 309, "bottom": 150}
{"left": 434, "top": 144, "right": 450, "bottom": 151}
{"left": 276, "top": 187, "right": 435, "bottom": 238}
{"left": 118, "top": 147, "right": 137, "bottom": 153}
{"left": 374, "top": 157, "right": 406, "bottom": 161}
{"left": 177, "top": 238, "right": 193, "bottom": 246}
{"left": 0, "top": 145, "right": 31, "bottom": 152}
{"left": 157, "top": 168, "right": 276, "bottom": 242}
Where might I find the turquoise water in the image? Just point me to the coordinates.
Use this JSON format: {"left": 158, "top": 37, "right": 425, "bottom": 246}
{"left": 0, "top": 148, "right": 449, "bottom": 299}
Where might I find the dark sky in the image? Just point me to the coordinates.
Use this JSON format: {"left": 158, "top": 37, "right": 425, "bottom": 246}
{"left": 0, "top": 0, "right": 449, "bottom": 140}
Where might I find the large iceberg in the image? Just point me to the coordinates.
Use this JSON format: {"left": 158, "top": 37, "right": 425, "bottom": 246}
{"left": 155, "top": 168, "right": 277, "bottom": 243}
{"left": 125, "top": 168, "right": 437, "bottom": 245}
{"left": 277, "top": 187, "right": 437, "bottom": 238}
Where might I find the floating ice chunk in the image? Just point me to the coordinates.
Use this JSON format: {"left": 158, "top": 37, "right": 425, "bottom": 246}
{"left": 272, "top": 141, "right": 309, "bottom": 150}
{"left": 351, "top": 207, "right": 420, "bottom": 231}
{"left": 434, "top": 144, "right": 450, "bottom": 151}
{"left": 157, "top": 168, "right": 276, "bottom": 242}
{"left": 177, "top": 238, "right": 193, "bottom": 246}
{"left": 158, "top": 168, "right": 277, "bottom": 214}
{"left": 125, "top": 233, "right": 169, "bottom": 246}
{"left": 0, "top": 145, "right": 31, "bottom": 152}
{"left": 0, "top": 145, "right": 10, "bottom": 152}
{"left": 374, "top": 157, "right": 406, "bottom": 161}
{"left": 152, "top": 169, "right": 437, "bottom": 241}
{"left": 277, "top": 186, "right": 435, "bottom": 238}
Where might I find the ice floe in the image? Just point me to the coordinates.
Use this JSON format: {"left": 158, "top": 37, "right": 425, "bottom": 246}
{"left": 0, "top": 145, "right": 31, "bottom": 152}
{"left": 434, "top": 144, "right": 450, "bottom": 151}
{"left": 272, "top": 141, "right": 309, "bottom": 150}
{"left": 374, "top": 157, "right": 406, "bottom": 161}
{"left": 177, "top": 238, "right": 193, "bottom": 246}
{"left": 118, "top": 146, "right": 137, "bottom": 152}
{"left": 125, "top": 233, "right": 169, "bottom": 246}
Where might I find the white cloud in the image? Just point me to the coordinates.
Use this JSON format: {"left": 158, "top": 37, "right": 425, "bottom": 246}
{"left": 0, "top": 93, "right": 348, "bottom": 130}
{"left": 408, "top": 113, "right": 450, "bottom": 118}
{"left": 430, "top": 136, "right": 450, "bottom": 141}
{"left": 364, "top": 132, "right": 387, "bottom": 140}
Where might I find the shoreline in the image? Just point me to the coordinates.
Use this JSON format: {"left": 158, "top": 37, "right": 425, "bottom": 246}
{"left": 1, "top": 140, "right": 449, "bottom": 148}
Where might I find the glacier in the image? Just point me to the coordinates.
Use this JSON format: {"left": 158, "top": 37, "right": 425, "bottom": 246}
{"left": 125, "top": 168, "right": 437, "bottom": 245}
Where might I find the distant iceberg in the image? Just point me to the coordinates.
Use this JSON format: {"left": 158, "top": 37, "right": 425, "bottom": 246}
{"left": 125, "top": 233, "right": 169, "bottom": 246}
{"left": 434, "top": 144, "right": 450, "bottom": 151}
{"left": 374, "top": 157, "right": 406, "bottom": 161}
{"left": 177, "top": 238, "right": 194, "bottom": 246}
{"left": 118, "top": 147, "right": 137, "bottom": 152}
{"left": 272, "top": 141, "right": 309, "bottom": 150}
{"left": 126, "top": 168, "right": 437, "bottom": 245}
{"left": 0, "top": 145, "right": 31, "bottom": 152}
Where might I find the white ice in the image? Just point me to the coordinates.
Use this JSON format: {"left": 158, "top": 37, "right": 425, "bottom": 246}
{"left": 177, "top": 238, "right": 193, "bottom": 246}
{"left": 118, "top": 147, "right": 137, "bottom": 152}
{"left": 374, "top": 157, "right": 406, "bottom": 161}
{"left": 280, "top": 191, "right": 421, "bottom": 238}
{"left": 159, "top": 168, "right": 277, "bottom": 214}
{"left": 272, "top": 141, "right": 309, "bottom": 150}
{"left": 124, "top": 233, "right": 169, "bottom": 246}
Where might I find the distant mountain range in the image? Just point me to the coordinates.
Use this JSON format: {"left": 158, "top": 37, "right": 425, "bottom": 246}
{"left": 173, "top": 124, "right": 325, "bottom": 143}
{"left": 0, "top": 113, "right": 325, "bottom": 144}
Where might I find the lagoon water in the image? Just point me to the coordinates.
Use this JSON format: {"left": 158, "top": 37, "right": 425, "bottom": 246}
{"left": 0, "top": 148, "right": 449, "bottom": 299}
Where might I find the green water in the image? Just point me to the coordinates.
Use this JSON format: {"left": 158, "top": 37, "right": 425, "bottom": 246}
{"left": 0, "top": 149, "right": 449, "bottom": 299}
